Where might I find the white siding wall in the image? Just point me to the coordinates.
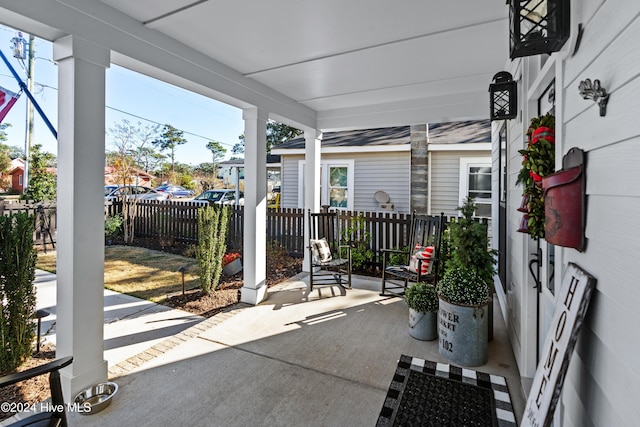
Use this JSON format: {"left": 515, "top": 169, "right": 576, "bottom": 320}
{"left": 430, "top": 150, "right": 490, "bottom": 216}
{"left": 280, "top": 154, "right": 301, "bottom": 209}
{"left": 350, "top": 152, "right": 410, "bottom": 213}
{"left": 281, "top": 150, "right": 491, "bottom": 215}
{"left": 279, "top": 152, "right": 411, "bottom": 213}
{"left": 501, "top": 0, "right": 640, "bottom": 425}
{"left": 560, "top": 1, "right": 640, "bottom": 425}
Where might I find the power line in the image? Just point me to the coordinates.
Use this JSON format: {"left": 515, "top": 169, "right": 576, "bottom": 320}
{"left": 106, "top": 106, "right": 235, "bottom": 148}
{"left": 1, "top": 72, "right": 237, "bottom": 149}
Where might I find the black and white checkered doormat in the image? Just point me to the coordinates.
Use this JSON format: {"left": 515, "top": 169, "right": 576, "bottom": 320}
{"left": 377, "top": 355, "right": 517, "bottom": 426}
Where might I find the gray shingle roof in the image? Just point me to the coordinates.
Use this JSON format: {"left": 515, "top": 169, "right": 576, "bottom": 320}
{"left": 219, "top": 155, "right": 281, "bottom": 166}
{"left": 428, "top": 120, "right": 491, "bottom": 144}
{"left": 275, "top": 120, "right": 490, "bottom": 150}
{"left": 277, "top": 126, "right": 410, "bottom": 150}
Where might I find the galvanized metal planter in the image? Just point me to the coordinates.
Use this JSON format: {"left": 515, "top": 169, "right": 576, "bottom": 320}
{"left": 222, "top": 258, "right": 242, "bottom": 276}
{"left": 408, "top": 308, "right": 437, "bottom": 341}
{"left": 438, "top": 297, "right": 489, "bottom": 367}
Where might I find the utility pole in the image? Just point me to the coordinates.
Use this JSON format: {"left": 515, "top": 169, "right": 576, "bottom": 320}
{"left": 9, "top": 32, "right": 35, "bottom": 193}
{"left": 24, "top": 34, "right": 35, "bottom": 192}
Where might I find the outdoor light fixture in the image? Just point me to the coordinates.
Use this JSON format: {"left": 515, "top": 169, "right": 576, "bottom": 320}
{"left": 489, "top": 72, "right": 518, "bottom": 121}
{"left": 177, "top": 265, "right": 187, "bottom": 295}
{"left": 509, "top": 0, "right": 570, "bottom": 59}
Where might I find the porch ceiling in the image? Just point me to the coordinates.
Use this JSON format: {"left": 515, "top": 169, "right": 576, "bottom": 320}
{"left": 0, "top": 0, "right": 509, "bottom": 130}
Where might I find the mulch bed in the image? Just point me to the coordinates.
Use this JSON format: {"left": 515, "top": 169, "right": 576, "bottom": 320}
{"left": 0, "top": 344, "right": 57, "bottom": 422}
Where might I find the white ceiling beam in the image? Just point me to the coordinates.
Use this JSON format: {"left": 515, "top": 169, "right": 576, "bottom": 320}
{"left": 317, "top": 91, "right": 489, "bottom": 131}
{"left": 0, "top": 0, "right": 316, "bottom": 129}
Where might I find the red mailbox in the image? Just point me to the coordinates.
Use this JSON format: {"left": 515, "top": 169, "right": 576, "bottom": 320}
{"left": 542, "top": 148, "right": 586, "bottom": 252}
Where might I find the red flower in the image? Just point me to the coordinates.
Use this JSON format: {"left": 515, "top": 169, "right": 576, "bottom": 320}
{"left": 529, "top": 170, "right": 542, "bottom": 182}
{"left": 222, "top": 252, "right": 241, "bottom": 266}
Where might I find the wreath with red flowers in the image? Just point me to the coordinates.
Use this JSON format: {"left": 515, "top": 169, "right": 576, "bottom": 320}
{"left": 516, "top": 113, "right": 555, "bottom": 239}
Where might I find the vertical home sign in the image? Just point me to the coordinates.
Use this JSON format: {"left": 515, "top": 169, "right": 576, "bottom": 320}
{"left": 522, "top": 263, "right": 596, "bottom": 427}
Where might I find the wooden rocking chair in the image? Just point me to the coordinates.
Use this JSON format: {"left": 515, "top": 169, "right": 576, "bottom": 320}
{"left": 380, "top": 212, "right": 445, "bottom": 297}
{"left": 308, "top": 210, "right": 352, "bottom": 291}
{"left": 0, "top": 356, "right": 73, "bottom": 427}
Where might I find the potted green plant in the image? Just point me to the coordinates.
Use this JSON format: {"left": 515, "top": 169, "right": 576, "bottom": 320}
{"left": 436, "top": 197, "right": 495, "bottom": 366}
{"left": 404, "top": 282, "right": 439, "bottom": 341}
{"left": 437, "top": 267, "right": 490, "bottom": 366}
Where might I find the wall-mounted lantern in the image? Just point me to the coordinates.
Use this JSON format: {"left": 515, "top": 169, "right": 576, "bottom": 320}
{"left": 510, "top": 0, "right": 570, "bottom": 59}
{"left": 489, "top": 72, "right": 518, "bottom": 121}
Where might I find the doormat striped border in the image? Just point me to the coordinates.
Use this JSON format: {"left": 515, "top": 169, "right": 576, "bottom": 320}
{"left": 377, "top": 355, "right": 517, "bottom": 426}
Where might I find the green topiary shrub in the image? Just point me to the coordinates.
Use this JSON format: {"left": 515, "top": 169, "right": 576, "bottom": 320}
{"left": 196, "top": 205, "right": 230, "bottom": 294}
{"left": 437, "top": 267, "right": 489, "bottom": 307}
{"left": 405, "top": 282, "right": 439, "bottom": 313}
{"left": 0, "top": 212, "right": 37, "bottom": 375}
{"left": 446, "top": 198, "right": 496, "bottom": 288}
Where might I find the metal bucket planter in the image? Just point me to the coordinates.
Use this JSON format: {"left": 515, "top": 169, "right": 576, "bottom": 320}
{"left": 222, "top": 258, "right": 242, "bottom": 276}
{"left": 438, "top": 297, "right": 489, "bottom": 367}
{"left": 408, "top": 308, "right": 437, "bottom": 341}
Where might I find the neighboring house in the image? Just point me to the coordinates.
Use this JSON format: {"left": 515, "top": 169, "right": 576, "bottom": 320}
{"left": 104, "top": 166, "right": 155, "bottom": 187}
{"left": 271, "top": 120, "right": 491, "bottom": 216}
{"left": 4, "top": 158, "right": 24, "bottom": 192}
{"left": 217, "top": 155, "right": 282, "bottom": 192}
{"left": 8, "top": 158, "right": 57, "bottom": 193}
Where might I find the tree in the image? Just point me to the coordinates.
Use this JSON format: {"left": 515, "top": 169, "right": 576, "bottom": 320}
{"left": 206, "top": 140, "right": 226, "bottom": 179}
{"left": 0, "top": 124, "right": 14, "bottom": 177}
{"left": 0, "top": 123, "right": 9, "bottom": 143}
{"left": 153, "top": 124, "right": 187, "bottom": 175}
{"left": 107, "top": 119, "right": 160, "bottom": 244}
{"left": 237, "top": 121, "right": 302, "bottom": 154}
{"left": 266, "top": 121, "right": 303, "bottom": 151}
{"left": 22, "top": 144, "right": 56, "bottom": 202}
{"left": 107, "top": 119, "right": 160, "bottom": 184}
{"left": 232, "top": 140, "right": 244, "bottom": 156}
{"left": 136, "top": 146, "right": 166, "bottom": 174}
{"left": 196, "top": 162, "right": 215, "bottom": 175}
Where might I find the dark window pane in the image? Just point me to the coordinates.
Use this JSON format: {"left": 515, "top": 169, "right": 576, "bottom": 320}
{"left": 469, "top": 173, "right": 491, "bottom": 191}
{"left": 475, "top": 203, "right": 491, "bottom": 217}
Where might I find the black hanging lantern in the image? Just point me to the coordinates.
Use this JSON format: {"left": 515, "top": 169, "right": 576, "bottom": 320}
{"left": 510, "top": 0, "right": 570, "bottom": 59}
{"left": 489, "top": 72, "right": 518, "bottom": 121}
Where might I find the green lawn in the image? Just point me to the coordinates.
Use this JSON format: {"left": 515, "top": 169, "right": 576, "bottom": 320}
{"left": 36, "top": 246, "right": 200, "bottom": 303}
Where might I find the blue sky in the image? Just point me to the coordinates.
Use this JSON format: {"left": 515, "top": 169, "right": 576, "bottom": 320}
{"left": 0, "top": 25, "right": 245, "bottom": 166}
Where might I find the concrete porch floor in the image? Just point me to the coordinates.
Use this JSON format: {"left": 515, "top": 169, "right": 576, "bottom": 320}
{"left": 65, "top": 273, "right": 525, "bottom": 426}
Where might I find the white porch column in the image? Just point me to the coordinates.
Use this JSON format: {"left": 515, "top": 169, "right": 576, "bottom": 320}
{"left": 241, "top": 107, "right": 268, "bottom": 304}
{"left": 53, "top": 35, "right": 109, "bottom": 399}
{"left": 302, "top": 128, "right": 322, "bottom": 272}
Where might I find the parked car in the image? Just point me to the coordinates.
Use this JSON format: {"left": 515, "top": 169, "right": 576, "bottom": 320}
{"left": 193, "top": 189, "right": 244, "bottom": 205}
{"left": 154, "top": 184, "right": 195, "bottom": 198}
{"left": 105, "top": 185, "right": 171, "bottom": 201}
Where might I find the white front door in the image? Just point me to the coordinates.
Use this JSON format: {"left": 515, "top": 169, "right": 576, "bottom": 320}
{"left": 537, "top": 242, "right": 556, "bottom": 361}
{"left": 536, "top": 80, "right": 558, "bottom": 363}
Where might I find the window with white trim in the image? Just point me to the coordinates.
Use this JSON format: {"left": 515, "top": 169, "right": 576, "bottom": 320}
{"left": 298, "top": 160, "right": 354, "bottom": 210}
{"left": 459, "top": 157, "right": 491, "bottom": 218}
